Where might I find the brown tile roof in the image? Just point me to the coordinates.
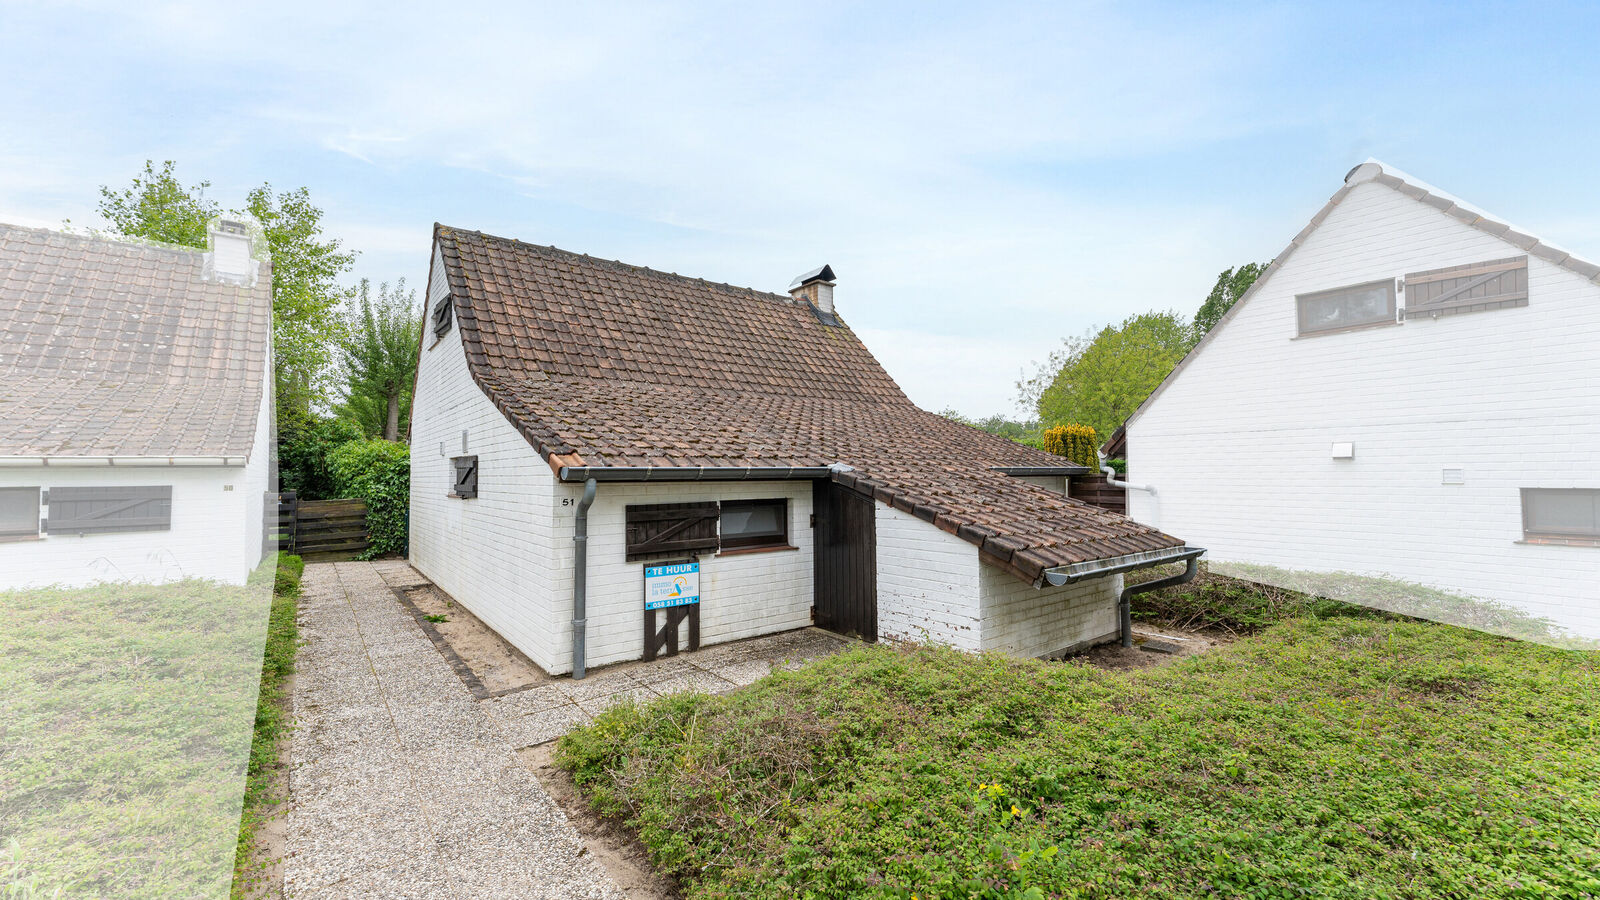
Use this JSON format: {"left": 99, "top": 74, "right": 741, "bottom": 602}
{"left": 0, "top": 224, "right": 272, "bottom": 459}
{"left": 434, "top": 225, "right": 1183, "bottom": 583}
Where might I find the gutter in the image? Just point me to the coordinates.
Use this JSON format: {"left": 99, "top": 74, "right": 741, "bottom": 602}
{"left": 1041, "top": 545, "right": 1207, "bottom": 649}
{"left": 556, "top": 465, "right": 836, "bottom": 483}
{"left": 0, "top": 456, "right": 247, "bottom": 467}
{"left": 989, "top": 465, "right": 1089, "bottom": 477}
{"left": 571, "top": 477, "right": 598, "bottom": 680}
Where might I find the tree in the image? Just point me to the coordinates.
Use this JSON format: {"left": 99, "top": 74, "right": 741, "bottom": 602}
{"left": 243, "top": 183, "right": 356, "bottom": 416}
{"left": 1191, "top": 262, "right": 1267, "bottom": 344}
{"left": 96, "top": 161, "right": 356, "bottom": 421}
{"left": 1022, "top": 310, "right": 1191, "bottom": 440}
{"left": 336, "top": 279, "right": 422, "bottom": 440}
{"left": 938, "top": 410, "right": 1043, "bottom": 447}
{"left": 95, "top": 160, "right": 218, "bottom": 249}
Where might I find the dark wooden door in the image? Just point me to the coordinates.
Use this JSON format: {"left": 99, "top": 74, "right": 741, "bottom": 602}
{"left": 813, "top": 481, "right": 877, "bottom": 641}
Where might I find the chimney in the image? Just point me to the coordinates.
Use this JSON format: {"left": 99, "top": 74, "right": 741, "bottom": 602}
{"left": 206, "top": 217, "right": 259, "bottom": 286}
{"left": 788, "top": 264, "right": 837, "bottom": 320}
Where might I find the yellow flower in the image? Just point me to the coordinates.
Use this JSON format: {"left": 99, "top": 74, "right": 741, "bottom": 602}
{"left": 1011, "top": 805, "right": 1021, "bottom": 816}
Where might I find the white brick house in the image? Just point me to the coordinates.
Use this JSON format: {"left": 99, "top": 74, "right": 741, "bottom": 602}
{"left": 409, "top": 226, "right": 1199, "bottom": 677}
{"left": 1123, "top": 161, "right": 1600, "bottom": 640}
{"left": 0, "top": 222, "right": 274, "bottom": 588}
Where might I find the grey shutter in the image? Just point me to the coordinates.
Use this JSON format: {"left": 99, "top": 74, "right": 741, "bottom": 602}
{"left": 1404, "top": 256, "right": 1528, "bottom": 319}
{"left": 625, "top": 502, "right": 719, "bottom": 561}
{"left": 46, "top": 485, "right": 172, "bottom": 534}
{"left": 0, "top": 487, "right": 41, "bottom": 536}
{"left": 451, "top": 456, "right": 478, "bottom": 498}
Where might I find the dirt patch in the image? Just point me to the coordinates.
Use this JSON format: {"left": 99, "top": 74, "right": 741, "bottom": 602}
{"left": 1067, "top": 627, "right": 1228, "bottom": 671}
{"left": 235, "top": 668, "right": 293, "bottom": 900}
{"left": 403, "top": 585, "right": 552, "bottom": 694}
{"left": 519, "top": 744, "right": 680, "bottom": 900}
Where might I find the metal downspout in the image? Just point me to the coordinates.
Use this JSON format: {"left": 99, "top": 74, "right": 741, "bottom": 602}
{"left": 1102, "top": 462, "right": 1154, "bottom": 496}
{"left": 571, "top": 477, "right": 598, "bottom": 680}
{"left": 1116, "top": 553, "right": 1201, "bottom": 648}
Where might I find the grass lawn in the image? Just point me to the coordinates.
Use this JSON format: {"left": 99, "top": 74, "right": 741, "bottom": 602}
{"left": 231, "top": 554, "right": 303, "bottom": 898}
{"left": 0, "top": 558, "right": 288, "bottom": 899}
{"left": 559, "top": 589, "right": 1600, "bottom": 899}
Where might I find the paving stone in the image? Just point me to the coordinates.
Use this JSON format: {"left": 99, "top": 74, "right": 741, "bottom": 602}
{"left": 492, "top": 703, "right": 591, "bottom": 748}
{"left": 574, "top": 686, "right": 658, "bottom": 718}
{"left": 649, "top": 669, "right": 738, "bottom": 697}
{"left": 310, "top": 853, "right": 458, "bottom": 900}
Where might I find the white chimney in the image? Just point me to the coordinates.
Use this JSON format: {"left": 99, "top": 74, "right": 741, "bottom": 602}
{"left": 788, "top": 264, "right": 837, "bottom": 319}
{"left": 206, "top": 218, "right": 259, "bottom": 286}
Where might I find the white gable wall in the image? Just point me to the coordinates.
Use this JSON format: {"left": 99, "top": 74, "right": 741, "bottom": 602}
{"left": 980, "top": 566, "right": 1119, "bottom": 657}
{"left": 410, "top": 243, "right": 560, "bottom": 669}
{"left": 1128, "top": 179, "right": 1600, "bottom": 636}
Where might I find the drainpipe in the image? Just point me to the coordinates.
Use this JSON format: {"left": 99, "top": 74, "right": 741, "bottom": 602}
{"left": 1102, "top": 462, "right": 1154, "bottom": 496}
{"left": 571, "top": 477, "right": 598, "bottom": 680}
{"left": 1115, "top": 552, "right": 1201, "bottom": 648}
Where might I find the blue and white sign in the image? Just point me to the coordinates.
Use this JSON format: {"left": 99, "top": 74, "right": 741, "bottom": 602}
{"left": 644, "top": 562, "right": 700, "bottom": 610}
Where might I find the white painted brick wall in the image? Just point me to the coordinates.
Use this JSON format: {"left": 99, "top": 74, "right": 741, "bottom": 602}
{"left": 874, "top": 504, "right": 983, "bottom": 650}
{"left": 547, "top": 480, "right": 815, "bottom": 672}
{"left": 1016, "top": 474, "right": 1068, "bottom": 495}
{"left": 410, "top": 243, "right": 560, "bottom": 669}
{"left": 979, "top": 566, "right": 1119, "bottom": 657}
{"left": 1130, "top": 180, "right": 1600, "bottom": 638}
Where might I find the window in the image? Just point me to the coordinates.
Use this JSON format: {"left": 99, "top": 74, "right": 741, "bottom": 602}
{"left": 0, "top": 487, "right": 40, "bottom": 538}
{"left": 451, "top": 456, "right": 478, "bottom": 498}
{"left": 1404, "top": 256, "right": 1528, "bottom": 319}
{"left": 45, "top": 486, "right": 171, "bottom": 534}
{"left": 431, "top": 292, "right": 453, "bottom": 339}
{"left": 720, "top": 499, "right": 789, "bottom": 551}
{"left": 1295, "top": 279, "right": 1397, "bottom": 335}
{"left": 625, "top": 502, "right": 719, "bottom": 561}
{"left": 1521, "top": 488, "right": 1600, "bottom": 543}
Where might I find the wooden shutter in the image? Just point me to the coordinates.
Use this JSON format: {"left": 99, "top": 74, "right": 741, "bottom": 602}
{"left": 1404, "top": 256, "right": 1527, "bottom": 319}
{"left": 45, "top": 485, "right": 172, "bottom": 534}
{"left": 451, "top": 456, "right": 478, "bottom": 498}
{"left": 625, "top": 502, "right": 719, "bottom": 561}
{"left": 431, "top": 293, "right": 454, "bottom": 337}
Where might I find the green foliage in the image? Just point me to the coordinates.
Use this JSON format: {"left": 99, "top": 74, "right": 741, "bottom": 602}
{"left": 1103, "top": 456, "right": 1127, "bottom": 475}
{"left": 93, "top": 160, "right": 217, "bottom": 249}
{"left": 1040, "top": 423, "right": 1097, "bottom": 469}
{"left": 233, "top": 555, "right": 301, "bottom": 898}
{"left": 939, "top": 410, "right": 1043, "bottom": 447}
{"left": 277, "top": 416, "right": 362, "bottom": 499}
{"left": 1192, "top": 262, "right": 1267, "bottom": 344}
{"left": 1, "top": 573, "right": 275, "bottom": 897}
{"left": 1024, "top": 311, "right": 1191, "bottom": 439}
{"left": 242, "top": 183, "right": 356, "bottom": 417}
{"left": 96, "top": 161, "right": 356, "bottom": 423}
{"left": 1128, "top": 564, "right": 1392, "bottom": 634}
{"left": 326, "top": 439, "right": 410, "bottom": 558}
{"left": 336, "top": 279, "right": 422, "bottom": 440}
{"left": 559, "top": 617, "right": 1600, "bottom": 900}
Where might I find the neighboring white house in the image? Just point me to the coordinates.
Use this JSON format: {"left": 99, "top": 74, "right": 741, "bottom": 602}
{"left": 0, "top": 221, "right": 274, "bottom": 588}
{"left": 1123, "top": 161, "right": 1600, "bottom": 640}
{"left": 409, "top": 226, "right": 1200, "bottom": 677}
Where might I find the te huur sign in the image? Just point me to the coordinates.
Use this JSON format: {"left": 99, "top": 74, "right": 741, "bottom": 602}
{"left": 643, "top": 561, "right": 700, "bottom": 661}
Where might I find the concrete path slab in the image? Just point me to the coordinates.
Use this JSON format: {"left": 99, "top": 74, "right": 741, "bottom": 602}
{"left": 284, "top": 560, "right": 847, "bottom": 898}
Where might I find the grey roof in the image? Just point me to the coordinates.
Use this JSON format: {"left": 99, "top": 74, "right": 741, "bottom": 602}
{"left": 1124, "top": 160, "right": 1600, "bottom": 429}
{"left": 0, "top": 224, "right": 272, "bottom": 459}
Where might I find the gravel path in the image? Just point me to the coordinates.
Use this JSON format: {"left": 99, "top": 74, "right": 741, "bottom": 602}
{"left": 283, "top": 560, "right": 845, "bottom": 898}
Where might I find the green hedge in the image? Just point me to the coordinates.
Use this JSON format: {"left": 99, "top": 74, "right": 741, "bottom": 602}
{"left": 326, "top": 439, "right": 409, "bottom": 558}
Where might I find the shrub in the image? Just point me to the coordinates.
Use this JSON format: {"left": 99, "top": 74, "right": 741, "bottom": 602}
{"left": 1040, "top": 423, "right": 1098, "bottom": 469}
{"left": 326, "top": 439, "right": 409, "bottom": 558}
{"left": 277, "top": 416, "right": 362, "bottom": 499}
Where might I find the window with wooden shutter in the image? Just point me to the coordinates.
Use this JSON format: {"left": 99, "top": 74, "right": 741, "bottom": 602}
{"left": 45, "top": 485, "right": 171, "bottom": 535}
{"left": 431, "top": 292, "right": 454, "bottom": 339}
{"left": 0, "top": 487, "right": 41, "bottom": 538}
{"left": 625, "top": 502, "right": 719, "bottom": 561}
{"left": 1404, "top": 256, "right": 1528, "bottom": 319}
{"left": 451, "top": 456, "right": 478, "bottom": 498}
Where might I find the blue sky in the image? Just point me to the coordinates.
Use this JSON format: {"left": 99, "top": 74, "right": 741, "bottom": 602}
{"left": 3, "top": 1, "right": 1598, "bottom": 416}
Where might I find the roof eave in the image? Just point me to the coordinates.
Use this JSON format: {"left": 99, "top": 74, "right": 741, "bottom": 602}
{"left": 1040, "top": 545, "right": 1206, "bottom": 587}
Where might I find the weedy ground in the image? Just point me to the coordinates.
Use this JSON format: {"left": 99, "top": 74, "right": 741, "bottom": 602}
{"left": 0, "top": 556, "right": 295, "bottom": 899}
{"left": 559, "top": 581, "right": 1600, "bottom": 900}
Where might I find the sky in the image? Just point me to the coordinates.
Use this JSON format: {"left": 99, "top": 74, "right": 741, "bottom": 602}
{"left": 3, "top": 0, "right": 1598, "bottom": 418}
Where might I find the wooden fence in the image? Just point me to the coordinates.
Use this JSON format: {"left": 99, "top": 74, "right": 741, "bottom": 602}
{"left": 1068, "top": 474, "right": 1126, "bottom": 515}
{"left": 264, "top": 492, "right": 371, "bottom": 561}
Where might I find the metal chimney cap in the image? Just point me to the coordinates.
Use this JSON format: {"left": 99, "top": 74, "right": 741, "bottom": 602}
{"left": 788, "top": 264, "right": 836, "bottom": 290}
